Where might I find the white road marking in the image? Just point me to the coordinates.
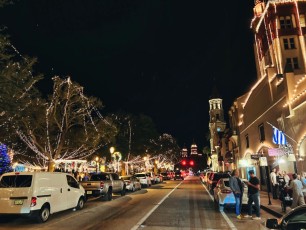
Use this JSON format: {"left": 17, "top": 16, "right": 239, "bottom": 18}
{"left": 130, "top": 181, "right": 183, "bottom": 230}
{"left": 201, "top": 183, "right": 238, "bottom": 230}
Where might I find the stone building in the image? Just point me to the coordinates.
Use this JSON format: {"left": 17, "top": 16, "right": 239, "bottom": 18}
{"left": 228, "top": 0, "right": 306, "bottom": 188}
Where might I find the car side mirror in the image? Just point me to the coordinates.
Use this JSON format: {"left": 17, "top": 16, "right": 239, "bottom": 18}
{"left": 266, "top": 219, "right": 279, "bottom": 229}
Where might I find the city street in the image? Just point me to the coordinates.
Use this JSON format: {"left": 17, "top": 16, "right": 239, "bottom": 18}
{"left": 0, "top": 176, "right": 276, "bottom": 230}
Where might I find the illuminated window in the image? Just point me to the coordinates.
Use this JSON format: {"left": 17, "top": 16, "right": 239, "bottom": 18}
{"left": 258, "top": 123, "right": 265, "bottom": 142}
{"left": 300, "top": 14, "right": 306, "bottom": 27}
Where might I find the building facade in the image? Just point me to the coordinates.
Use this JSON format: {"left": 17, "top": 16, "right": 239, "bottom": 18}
{"left": 228, "top": 0, "right": 306, "bottom": 187}
{"left": 208, "top": 88, "right": 227, "bottom": 172}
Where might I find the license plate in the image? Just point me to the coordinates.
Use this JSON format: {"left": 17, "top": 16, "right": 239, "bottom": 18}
{"left": 86, "top": 191, "right": 92, "bottom": 194}
{"left": 14, "top": 200, "right": 23, "bottom": 205}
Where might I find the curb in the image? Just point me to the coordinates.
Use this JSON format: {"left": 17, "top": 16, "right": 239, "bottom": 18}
{"left": 260, "top": 204, "right": 283, "bottom": 218}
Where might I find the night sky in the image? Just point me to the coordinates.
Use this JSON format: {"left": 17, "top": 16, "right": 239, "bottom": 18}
{"left": 0, "top": 0, "right": 257, "bottom": 149}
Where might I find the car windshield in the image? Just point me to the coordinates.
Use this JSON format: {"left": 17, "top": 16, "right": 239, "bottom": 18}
{"left": 213, "top": 174, "right": 230, "bottom": 181}
{"left": 0, "top": 175, "right": 32, "bottom": 188}
{"left": 135, "top": 174, "right": 145, "bottom": 177}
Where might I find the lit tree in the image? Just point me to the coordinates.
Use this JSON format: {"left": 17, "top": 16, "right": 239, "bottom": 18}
{"left": 150, "top": 133, "right": 180, "bottom": 164}
{"left": 16, "top": 76, "right": 117, "bottom": 171}
{"left": 0, "top": 30, "right": 44, "bottom": 158}
{"left": 0, "top": 144, "right": 13, "bottom": 175}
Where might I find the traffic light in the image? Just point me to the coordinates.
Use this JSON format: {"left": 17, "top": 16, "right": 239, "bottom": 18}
{"left": 189, "top": 160, "right": 194, "bottom": 166}
{"left": 181, "top": 160, "right": 187, "bottom": 166}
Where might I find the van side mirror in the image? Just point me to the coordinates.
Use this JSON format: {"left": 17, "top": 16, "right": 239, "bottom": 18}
{"left": 266, "top": 219, "right": 279, "bottom": 229}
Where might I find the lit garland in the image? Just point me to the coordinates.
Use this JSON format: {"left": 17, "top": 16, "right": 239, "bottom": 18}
{"left": 283, "top": 75, "right": 306, "bottom": 107}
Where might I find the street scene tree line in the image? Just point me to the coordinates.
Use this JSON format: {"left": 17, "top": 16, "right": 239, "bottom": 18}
{"left": 0, "top": 0, "right": 181, "bottom": 173}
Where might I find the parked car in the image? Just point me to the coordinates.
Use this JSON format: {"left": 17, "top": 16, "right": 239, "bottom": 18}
{"left": 80, "top": 172, "right": 126, "bottom": 201}
{"left": 213, "top": 178, "right": 249, "bottom": 211}
{"left": 199, "top": 171, "right": 206, "bottom": 183}
{"left": 120, "top": 175, "right": 141, "bottom": 192}
{"left": 145, "top": 172, "right": 156, "bottom": 184}
{"left": 204, "top": 171, "right": 213, "bottom": 185}
{"left": 154, "top": 174, "right": 163, "bottom": 183}
{"left": 160, "top": 172, "right": 170, "bottom": 180}
{"left": 168, "top": 171, "right": 175, "bottom": 179}
{"left": 265, "top": 204, "right": 306, "bottom": 230}
{"left": 0, "top": 172, "right": 86, "bottom": 223}
{"left": 174, "top": 171, "right": 184, "bottom": 180}
{"left": 134, "top": 173, "right": 152, "bottom": 187}
{"left": 207, "top": 172, "right": 230, "bottom": 193}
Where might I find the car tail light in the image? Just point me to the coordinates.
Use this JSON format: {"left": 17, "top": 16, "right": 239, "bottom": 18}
{"left": 100, "top": 181, "right": 104, "bottom": 188}
{"left": 221, "top": 189, "right": 232, "bottom": 194}
{"left": 31, "top": 197, "right": 37, "bottom": 207}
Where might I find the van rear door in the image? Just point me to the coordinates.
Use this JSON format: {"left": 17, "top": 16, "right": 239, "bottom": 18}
{"left": 0, "top": 174, "right": 33, "bottom": 214}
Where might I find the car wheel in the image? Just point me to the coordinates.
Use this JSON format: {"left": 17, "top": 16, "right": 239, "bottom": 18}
{"left": 121, "top": 186, "right": 126, "bottom": 196}
{"left": 76, "top": 197, "right": 85, "bottom": 210}
{"left": 37, "top": 204, "right": 50, "bottom": 223}
{"left": 103, "top": 188, "right": 112, "bottom": 201}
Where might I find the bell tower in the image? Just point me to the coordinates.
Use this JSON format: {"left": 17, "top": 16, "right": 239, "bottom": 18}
{"left": 208, "top": 86, "right": 226, "bottom": 171}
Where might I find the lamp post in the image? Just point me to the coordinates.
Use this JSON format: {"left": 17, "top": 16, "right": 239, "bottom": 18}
{"left": 95, "top": 156, "right": 99, "bottom": 173}
{"left": 110, "top": 147, "right": 115, "bottom": 172}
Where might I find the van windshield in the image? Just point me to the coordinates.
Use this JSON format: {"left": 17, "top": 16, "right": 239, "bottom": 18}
{"left": 0, "top": 175, "right": 32, "bottom": 188}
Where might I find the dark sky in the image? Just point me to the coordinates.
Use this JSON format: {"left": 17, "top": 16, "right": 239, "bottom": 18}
{"left": 0, "top": 0, "right": 257, "bottom": 149}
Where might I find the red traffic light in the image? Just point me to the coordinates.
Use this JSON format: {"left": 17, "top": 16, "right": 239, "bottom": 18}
{"left": 189, "top": 160, "right": 194, "bottom": 166}
{"left": 181, "top": 160, "right": 187, "bottom": 166}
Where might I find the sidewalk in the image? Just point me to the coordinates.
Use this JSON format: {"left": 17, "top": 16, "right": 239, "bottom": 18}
{"left": 260, "top": 192, "right": 291, "bottom": 218}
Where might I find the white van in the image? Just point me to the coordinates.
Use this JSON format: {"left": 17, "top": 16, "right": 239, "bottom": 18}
{"left": 0, "top": 171, "right": 86, "bottom": 223}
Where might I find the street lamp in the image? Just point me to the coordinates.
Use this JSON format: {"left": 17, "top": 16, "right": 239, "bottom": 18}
{"left": 95, "top": 156, "right": 99, "bottom": 173}
{"left": 110, "top": 147, "right": 115, "bottom": 172}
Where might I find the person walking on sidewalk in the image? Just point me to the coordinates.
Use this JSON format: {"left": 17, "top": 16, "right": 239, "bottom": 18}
{"left": 229, "top": 169, "right": 244, "bottom": 220}
{"left": 270, "top": 168, "right": 278, "bottom": 199}
{"left": 287, "top": 173, "right": 305, "bottom": 208}
{"left": 244, "top": 170, "right": 261, "bottom": 220}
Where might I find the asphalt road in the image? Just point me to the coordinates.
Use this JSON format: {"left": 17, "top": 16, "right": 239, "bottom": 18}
{"left": 0, "top": 176, "right": 277, "bottom": 230}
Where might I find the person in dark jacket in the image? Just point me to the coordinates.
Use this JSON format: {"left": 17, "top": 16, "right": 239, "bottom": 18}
{"left": 229, "top": 169, "right": 244, "bottom": 219}
{"left": 244, "top": 170, "right": 261, "bottom": 220}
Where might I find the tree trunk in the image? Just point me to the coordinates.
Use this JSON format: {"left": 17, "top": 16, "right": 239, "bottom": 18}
{"left": 48, "top": 161, "right": 55, "bottom": 172}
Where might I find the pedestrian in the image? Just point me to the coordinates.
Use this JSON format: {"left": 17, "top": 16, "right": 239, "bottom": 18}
{"left": 244, "top": 170, "right": 261, "bottom": 220}
{"left": 270, "top": 168, "right": 278, "bottom": 199}
{"left": 229, "top": 169, "right": 244, "bottom": 220}
{"left": 283, "top": 171, "right": 290, "bottom": 187}
{"left": 82, "top": 173, "right": 90, "bottom": 181}
{"left": 287, "top": 173, "right": 305, "bottom": 208}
